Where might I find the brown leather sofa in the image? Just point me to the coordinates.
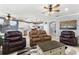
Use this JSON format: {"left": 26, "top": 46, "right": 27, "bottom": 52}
{"left": 2, "top": 31, "right": 26, "bottom": 54}
{"left": 60, "top": 31, "right": 77, "bottom": 46}
{"left": 29, "top": 29, "right": 51, "bottom": 46}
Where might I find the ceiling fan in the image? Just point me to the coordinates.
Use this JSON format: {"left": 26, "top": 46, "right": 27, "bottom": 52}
{"left": 1, "top": 13, "right": 43, "bottom": 24}
{"left": 5, "top": 13, "right": 16, "bottom": 21}
{"left": 2, "top": 13, "right": 18, "bottom": 26}
{"left": 43, "top": 4, "right": 60, "bottom": 15}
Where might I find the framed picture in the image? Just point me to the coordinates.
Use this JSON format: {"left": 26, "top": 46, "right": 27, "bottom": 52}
{"left": 60, "top": 20, "right": 77, "bottom": 30}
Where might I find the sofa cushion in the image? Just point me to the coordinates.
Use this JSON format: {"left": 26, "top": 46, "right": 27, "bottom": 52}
{"left": 6, "top": 36, "right": 22, "bottom": 42}
{"left": 42, "top": 36, "right": 51, "bottom": 40}
{"left": 30, "top": 35, "right": 39, "bottom": 38}
{"left": 29, "top": 31, "right": 38, "bottom": 35}
{"left": 31, "top": 38, "right": 41, "bottom": 42}
{"left": 60, "top": 34, "right": 75, "bottom": 38}
{"left": 39, "top": 34, "right": 47, "bottom": 37}
{"left": 38, "top": 30, "right": 46, "bottom": 34}
{"left": 61, "top": 31, "right": 75, "bottom": 35}
{"left": 8, "top": 40, "right": 25, "bottom": 48}
{"left": 5, "top": 31, "right": 22, "bottom": 37}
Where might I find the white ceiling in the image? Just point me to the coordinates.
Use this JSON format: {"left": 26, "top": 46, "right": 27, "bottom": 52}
{"left": 0, "top": 4, "right": 79, "bottom": 21}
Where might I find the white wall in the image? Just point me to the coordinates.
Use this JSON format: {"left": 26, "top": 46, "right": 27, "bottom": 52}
{"left": 49, "top": 13, "right": 79, "bottom": 39}
{"left": 55, "top": 20, "right": 78, "bottom": 38}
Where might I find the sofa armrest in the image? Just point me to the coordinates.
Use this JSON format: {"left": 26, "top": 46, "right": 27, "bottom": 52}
{"left": 23, "top": 37, "right": 26, "bottom": 40}
{"left": 73, "top": 37, "right": 78, "bottom": 44}
{"left": 2, "top": 41, "right": 9, "bottom": 54}
{"left": 22, "top": 38, "right": 26, "bottom": 47}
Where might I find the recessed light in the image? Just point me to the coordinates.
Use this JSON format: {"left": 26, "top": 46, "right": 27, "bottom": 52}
{"left": 65, "top": 8, "right": 69, "bottom": 11}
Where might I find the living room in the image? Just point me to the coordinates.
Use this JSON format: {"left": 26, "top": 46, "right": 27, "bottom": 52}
{"left": 0, "top": 4, "right": 79, "bottom": 55}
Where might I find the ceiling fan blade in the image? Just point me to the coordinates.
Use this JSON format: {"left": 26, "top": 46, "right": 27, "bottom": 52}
{"left": 44, "top": 7, "right": 48, "bottom": 9}
{"left": 53, "top": 10, "right": 60, "bottom": 12}
{"left": 42, "top": 10, "right": 48, "bottom": 14}
{"left": 53, "top": 4, "right": 60, "bottom": 8}
{"left": 11, "top": 17, "right": 16, "bottom": 20}
{"left": 49, "top": 4, "right": 52, "bottom": 8}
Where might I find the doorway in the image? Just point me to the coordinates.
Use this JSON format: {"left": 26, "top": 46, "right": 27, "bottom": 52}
{"left": 49, "top": 22, "right": 56, "bottom": 36}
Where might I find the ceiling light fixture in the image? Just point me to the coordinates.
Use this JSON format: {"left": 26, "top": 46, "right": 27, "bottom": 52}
{"left": 65, "top": 8, "right": 69, "bottom": 11}
{"left": 43, "top": 4, "right": 60, "bottom": 16}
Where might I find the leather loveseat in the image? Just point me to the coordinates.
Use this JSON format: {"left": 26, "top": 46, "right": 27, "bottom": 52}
{"left": 60, "top": 31, "right": 77, "bottom": 46}
{"left": 2, "top": 31, "right": 26, "bottom": 54}
{"left": 29, "top": 28, "right": 51, "bottom": 46}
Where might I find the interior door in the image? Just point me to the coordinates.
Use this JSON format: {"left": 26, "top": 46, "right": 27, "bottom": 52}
{"left": 49, "top": 22, "right": 56, "bottom": 36}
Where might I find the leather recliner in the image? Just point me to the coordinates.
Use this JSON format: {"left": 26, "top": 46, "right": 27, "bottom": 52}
{"left": 29, "top": 29, "right": 51, "bottom": 46}
{"left": 60, "top": 31, "right": 77, "bottom": 46}
{"left": 2, "top": 31, "right": 26, "bottom": 54}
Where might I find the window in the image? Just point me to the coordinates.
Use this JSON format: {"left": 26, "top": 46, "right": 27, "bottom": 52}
{"left": 18, "top": 21, "right": 30, "bottom": 30}
{"left": 0, "top": 19, "right": 4, "bottom": 25}
{"left": 9, "top": 21, "right": 18, "bottom": 30}
{"left": 18, "top": 21, "right": 28, "bottom": 35}
{"left": 10, "top": 21, "right": 17, "bottom": 26}
{"left": 19, "top": 22, "right": 26, "bottom": 29}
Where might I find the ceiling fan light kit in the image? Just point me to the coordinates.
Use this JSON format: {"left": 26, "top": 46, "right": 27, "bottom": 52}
{"left": 64, "top": 8, "right": 69, "bottom": 11}
{"left": 43, "top": 4, "right": 60, "bottom": 15}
